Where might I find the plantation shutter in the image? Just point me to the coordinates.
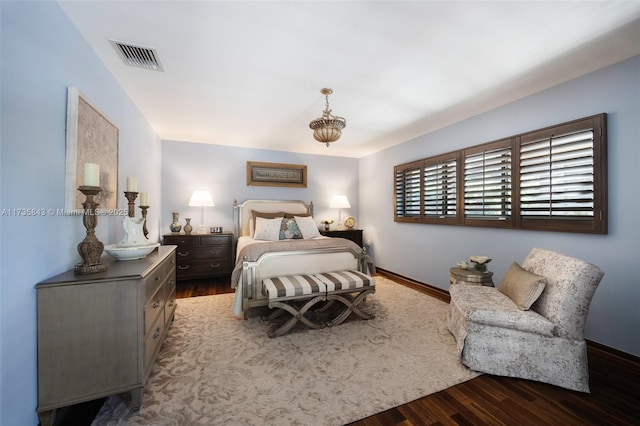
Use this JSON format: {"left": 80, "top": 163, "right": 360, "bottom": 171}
{"left": 395, "top": 161, "right": 422, "bottom": 221}
{"left": 423, "top": 156, "right": 457, "bottom": 218}
{"left": 464, "top": 140, "right": 512, "bottom": 220}
{"left": 520, "top": 128, "right": 595, "bottom": 219}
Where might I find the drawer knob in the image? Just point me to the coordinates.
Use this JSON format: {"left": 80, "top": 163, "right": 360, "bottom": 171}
{"left": 152, "top": 300, "right": 160, "bottom": 309}
{"left": 153, "top": 327, "right": 161, "bottom": 339}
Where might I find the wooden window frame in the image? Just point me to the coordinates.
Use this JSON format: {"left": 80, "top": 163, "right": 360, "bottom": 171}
{"left": 393, "top": 113, "right": 607, "bottom": 234}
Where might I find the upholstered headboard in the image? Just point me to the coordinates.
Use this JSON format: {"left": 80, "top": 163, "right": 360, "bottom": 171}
{"left": 233, "top": 199, "right": 314, "bottom": 237}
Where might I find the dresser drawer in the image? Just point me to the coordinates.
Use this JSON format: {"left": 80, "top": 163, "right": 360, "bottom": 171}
{"left": 164, "top": 252, "right": 176, "bottom": 277}
{"left": 144, "top": 314, "right": 166, "bottom": 377}
{"left": 144, "top": 286, "right": 165, "bottom": 336}
{"left": 165, "top": 286, "right": 176, "bottom": 328}
{"left": 144, "top": 264, "right": 165, "bottom": 302}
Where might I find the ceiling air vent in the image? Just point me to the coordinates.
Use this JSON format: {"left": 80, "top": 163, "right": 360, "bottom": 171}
{"left": 109, "top": 40, "right": 164, "bottom": 72}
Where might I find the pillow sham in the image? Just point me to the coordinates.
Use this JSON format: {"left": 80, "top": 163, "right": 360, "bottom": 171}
{"left": 253, "top": 217, "right": 283, "bottom": 241}
{"left": 250, "top": 211, "right": 284, "bottom": 237}
{"left": 284, "top": 212, "right": 312, "bottom": 218}
{"left": 498, "top": 262, "right": 547, "bottom": 310}
{"left": 280, "top": 217, "right": 303, "bottom": 239}
{"left": 294, "top": 215, "right": 321, "bottom": 239}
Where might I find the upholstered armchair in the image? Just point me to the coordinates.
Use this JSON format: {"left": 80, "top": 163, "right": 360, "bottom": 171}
{"left": 447, "top": 247, "right": 604, "bottom": 392}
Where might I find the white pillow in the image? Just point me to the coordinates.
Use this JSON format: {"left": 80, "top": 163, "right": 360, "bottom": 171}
{"left": 253, "top": 217, "right": 282, "bottom": 241}
{"left": 294, "top": 215, "right": 321, "bottom": 239}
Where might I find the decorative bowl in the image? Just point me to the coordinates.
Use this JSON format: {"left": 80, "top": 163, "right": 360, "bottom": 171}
{"left": 105, "top": 243, "right": 160, "bottom": 261}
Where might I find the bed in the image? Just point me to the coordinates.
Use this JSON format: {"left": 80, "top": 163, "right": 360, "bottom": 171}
{"left": 231, "top": 199, "right": 373, "bottom": 318}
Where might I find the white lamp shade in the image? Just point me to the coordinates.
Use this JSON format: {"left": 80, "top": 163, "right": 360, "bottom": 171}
{"left": 188, "top": 190, "right": 215, "bottom": 207}
{"left": 330, "top": 195, "right": 350, "bottom": 209}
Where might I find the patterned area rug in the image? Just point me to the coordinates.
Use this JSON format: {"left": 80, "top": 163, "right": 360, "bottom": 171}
{"left": 92, "top": 277, "right": 479, "bottom": 425}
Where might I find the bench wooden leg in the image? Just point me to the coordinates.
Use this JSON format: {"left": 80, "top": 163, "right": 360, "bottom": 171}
{"left": 267, "top": 295, "right": 326, "bottom": 338}
{"left": 326, "top": 287, "right": 375, "bottom": 327}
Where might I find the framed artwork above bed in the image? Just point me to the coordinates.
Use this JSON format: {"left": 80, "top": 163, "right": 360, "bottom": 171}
{"left": 246, "top": 161, "right": 307, "bottom": 188}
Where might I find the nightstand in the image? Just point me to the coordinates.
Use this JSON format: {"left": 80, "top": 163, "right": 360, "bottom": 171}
{"left": 449, "top": 267, "right": 494, "bottom": 287}
{"left": 163, "top": 233, "right": 233, "bottom": 282}
{"left": 320, "top": 229, "right": 363, "bottom": 248}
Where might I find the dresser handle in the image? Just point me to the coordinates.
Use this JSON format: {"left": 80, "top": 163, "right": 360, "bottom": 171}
{"left": 152, "top": 300, "right": 160, "bottom": 309}
{"left": 210, "top": 249, "right": 221, "bottom": 255}
{"left": 178, "top": 265, "right": 190, "bottom": 270}
{"left": 178, "top": 251, "right": 190, "bottom": 257}
{"left": 210, "top": 263, "right": 221, "bottom": 268}
{"left": 153, "top": 327, "right": 161, "bottom": 339}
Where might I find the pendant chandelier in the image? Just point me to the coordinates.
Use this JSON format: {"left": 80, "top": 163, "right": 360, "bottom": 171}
{"left": 309, "top": 88, "right": 346, "bottom": 147}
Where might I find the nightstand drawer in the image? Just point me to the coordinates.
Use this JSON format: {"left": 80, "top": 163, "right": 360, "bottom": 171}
{"left": 176, "top": 259, "right": 231, "bottom": 277}
{"left": 200, "top": 235, "right": 232, "bottom": 246}
{"left": 163, "top": 235, "right": 199, "bottom": 247}
{"left": 175, "top": 246, "right": 228, "bottom": 260}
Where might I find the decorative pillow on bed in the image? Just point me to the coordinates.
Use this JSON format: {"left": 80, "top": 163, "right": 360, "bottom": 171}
{"left": 279, "top": 217, "right": 303, "bottom": 239}
{"left": 251, "top": 211, "right": 284, "bottom": 237}
{"left": 294, "top": 215, "right": 321, "bottom": 239}
{"left": 253, "top": 217, "right": 283, "bottom": 241}
{"left": 498, "top": 262, "right": 547, "bottom": 310}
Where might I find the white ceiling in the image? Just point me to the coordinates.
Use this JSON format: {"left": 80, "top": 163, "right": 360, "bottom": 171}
{"left": 58, "top": 1, "right": 640, "bottom": 158}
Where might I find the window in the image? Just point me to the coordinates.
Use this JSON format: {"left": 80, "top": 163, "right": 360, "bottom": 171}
{"left": 518, "top": 116, "right": 607, "bottom": 233}
{"left": 394, "top": 114, "right": 607, "bottom": 234}
{"left": 423, "top": 153, "right": 458, "bottom": 225}
{"left": 394, "top": 160, "right": 422, "bottom": 221}
{"left": 464, "top": 138, "right": 513, "bottom": 226}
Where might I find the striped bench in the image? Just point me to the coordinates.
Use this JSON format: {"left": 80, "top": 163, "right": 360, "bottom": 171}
{"left": 262, "top": 270, "right": 375, "bottom": 337}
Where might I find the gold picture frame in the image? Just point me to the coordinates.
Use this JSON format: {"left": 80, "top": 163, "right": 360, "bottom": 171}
{"left": 64, "top": 87, "right": 119, "bottom": 210}
{"left": 246, "top": 161, "right": 307, "bottom": 188}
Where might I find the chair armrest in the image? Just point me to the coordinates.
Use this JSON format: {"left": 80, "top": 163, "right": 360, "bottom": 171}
{"left": 450, "top": 285, "right": 555, "bottom": 336}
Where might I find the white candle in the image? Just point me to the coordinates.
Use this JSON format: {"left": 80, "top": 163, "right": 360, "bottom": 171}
{"left": 83, "top": 163, "right": 100, "bottom": 186}
{"left": 140, "top": 192, "right": 149, "bottom": 206}
{"left": 126, "top": 177, "right": 137, "bottom": 192}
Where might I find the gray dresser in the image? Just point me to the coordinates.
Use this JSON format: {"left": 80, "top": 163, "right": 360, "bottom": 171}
{"left": 35, "top": 245, "right": 177, "bottom": 426}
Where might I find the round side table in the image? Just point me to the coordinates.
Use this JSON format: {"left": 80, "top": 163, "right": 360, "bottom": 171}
{"left": 449, "top": 267, "right": 494, "bottom": 287}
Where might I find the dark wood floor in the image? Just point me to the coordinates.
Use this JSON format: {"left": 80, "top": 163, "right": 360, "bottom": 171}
{"left": 54, "top": 275, "right": 639, "bottom": 426}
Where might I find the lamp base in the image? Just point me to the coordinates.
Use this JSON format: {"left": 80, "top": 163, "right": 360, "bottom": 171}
{"left": 198, "top": 224, "right": 208, "bottom": 234}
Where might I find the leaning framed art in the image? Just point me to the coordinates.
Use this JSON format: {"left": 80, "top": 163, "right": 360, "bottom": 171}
{"left": 246, "top": 161, "right": 307, "bottom": 188}
{"left": 64, "top": 87, "right": 119, "bottom": 210}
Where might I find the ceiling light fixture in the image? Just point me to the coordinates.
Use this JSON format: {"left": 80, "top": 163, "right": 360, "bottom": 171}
{"left": 309, "top": 88, "right": 346, "bottom": 147}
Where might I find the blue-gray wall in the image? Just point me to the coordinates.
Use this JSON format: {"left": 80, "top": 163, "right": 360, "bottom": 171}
{"left": 1, "top": 1, "right": 638, "bottom": 424}
{"left": 1, "top": 2, "right": 161, "bottom": 424}
{"left": 160, "top": 141, "right": 360, "bottom": 235}
{"left": 360, "top": 55, "right": 640, "bottom": 357}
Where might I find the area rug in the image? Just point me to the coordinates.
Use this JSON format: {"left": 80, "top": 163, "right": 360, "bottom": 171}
{"left": 92, "top": 277, "right": 480, "bottom": 425}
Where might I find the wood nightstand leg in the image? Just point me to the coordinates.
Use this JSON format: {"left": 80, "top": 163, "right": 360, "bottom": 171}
{"left": 38, "top": 409, "right": 56, "bottom": 426}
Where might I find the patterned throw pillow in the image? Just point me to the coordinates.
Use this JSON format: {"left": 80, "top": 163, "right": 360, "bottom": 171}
{"left": 279, "top": 217, "right": 303, "bottom": 239}
{"left": 253, "top": 217, "right": 282, "bottom": 241}
{"left": 294, "top": 215, "right": 321, "bottom": 239}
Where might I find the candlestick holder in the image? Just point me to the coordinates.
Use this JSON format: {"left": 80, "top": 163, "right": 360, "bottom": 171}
{"left": 124, "top": 191, "right": 138, "bottom": 218}
{"left": 75, "top": 186, "right": 107, "bottom": 274}
{"left": 139, "top": 206, "right": 149, "bottom": 238}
